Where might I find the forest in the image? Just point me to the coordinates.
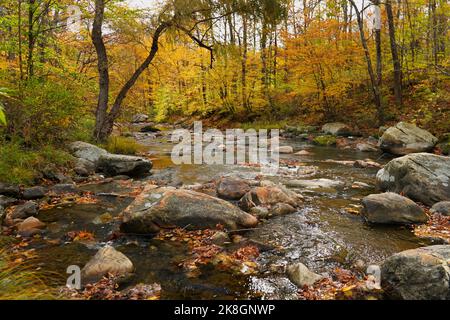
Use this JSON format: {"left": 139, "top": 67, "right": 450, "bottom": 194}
{"left": 0, "top": 0, "right": 449, "bottom": 301}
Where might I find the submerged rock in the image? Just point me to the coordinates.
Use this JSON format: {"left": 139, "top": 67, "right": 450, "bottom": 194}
{"left": 287, "top": 263, "right": 324, "bottom": 287}
{"left": 430, "top": 201, "right": 450, "bottom": 216}
{"left": 361, "top": 192, "right": 428, "bottom": 225}
{"left": 379, "top": 122, "right": 438, "bottom": 155}
{"left": 376, "top": 153, "right": 450, "bottom": 206}
{"left": 285, "top": 178, "right": 343, "bottom": 189}
{"left": 381, "top": 245, "right": 450, "bottom": 300}
{"left": 120, "top": 186, "right": 258, "bottom": 234}
{"left": 277, "top": 146, "right": 294, "bottom": 154}
{"left": 356, "top": 142, "right": 379, "bottom": 152}
{"left": 216, "top": 177, "right": 251, "bottom": 200}
{"left": 353, "top": 159, "right": 382, "bottom": 169}
{"left": 295, "top": 150, "right": 312, "bottom": 156}
{"left": 322, "top": 122, "right": 352, "bottom": 136}
{"left": 17, "top": 216, "right": 46, "bottom": 237}
{"left": 81, "top": 246, "right": 134, "bottom": 284}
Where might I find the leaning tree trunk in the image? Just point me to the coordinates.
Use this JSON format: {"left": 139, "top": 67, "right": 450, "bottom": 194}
{"left": 91, "top": 0, "right": 169, "bottom": 142}
{"left": 99, "top": 23, "right": 169, "bottom": 140}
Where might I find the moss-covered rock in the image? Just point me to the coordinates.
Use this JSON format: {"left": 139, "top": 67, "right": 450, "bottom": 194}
{"left": 313, "top": 135, "right": 337, "bottom": 146}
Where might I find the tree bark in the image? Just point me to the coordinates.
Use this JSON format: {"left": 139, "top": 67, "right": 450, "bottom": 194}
{"left": 27, "top": 0, "right": 36, "bottom": 78}
{"left": 18, "top": 0, "right": 24, "bottom": 81}
{"left": 92, "top": 0, "right": 110, "bottom": 141}
{"left": 349, "top": 0, "right": 384, "bottom": 125}
{"left": 92, "top": 13, "right": 169, "bottom": 141}
{"left": 373, "top": 0, "right": 382, "bottom": 87}
{"left": 386, "top": 0, "right": 403, "bottom": 107}
{"left": 242, "top": 12, "right": 249, "bottom": 111}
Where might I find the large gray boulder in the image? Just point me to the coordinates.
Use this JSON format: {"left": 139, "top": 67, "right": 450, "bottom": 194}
{"left": 69, "top": 141, "right": 152, "bottom": 177}
{"left": 379, "top": 122, "right": 438, "bottom": 155}
{"left": 81, "top": 246, "right": 134, "bottom": 284}
{"left": 322, "top": 122, "right": 352, "bottom": 136}
{"left": 97, "top": 154, "right": 152, "bottom": 177}
{"left": 381, "top": 245, "right": 450, "bottom": 300}
{"left": 361, "top": 192, "right": 428, "bottom": 225}
{"left": 74, "top": 158, "right": 96, "bottom": 177}
{"left": 376, "top": 153, "right": 450, "bottom": 206}
{"left": 69, "top": 141, "right": 108, "bottom": 164}
{"left": 120, "top": 186, "right": 258, "bottom": 234}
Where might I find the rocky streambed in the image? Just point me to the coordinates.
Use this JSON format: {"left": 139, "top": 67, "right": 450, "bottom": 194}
{"left": 1, "top": 121, "right": 449, "bottom": 300}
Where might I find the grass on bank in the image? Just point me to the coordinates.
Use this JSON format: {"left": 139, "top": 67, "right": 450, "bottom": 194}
{"left": 0, "top": 140, "right": 73, "bottom": 185}
{"left": 102, "top": 136, "right": 146, "bottom": 155}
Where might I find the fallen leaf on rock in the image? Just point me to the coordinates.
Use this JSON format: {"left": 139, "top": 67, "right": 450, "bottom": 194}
{"left": 61, "top": 274, "right": 162, "bottom": 300}
{"left": 298, "top": 268, "right": 382, "bottom": 300}
{"left": 414, "top": 213, "right": 450, "bottom": 243}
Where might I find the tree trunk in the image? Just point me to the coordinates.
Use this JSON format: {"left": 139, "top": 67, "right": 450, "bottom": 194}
{"left": 386, "top": 0, "right": 402, "bottom": 107}
{"left": 18, "top": 0, "right": 24, "bottom": 81}
{"left": 349, "top": 0, "right": 384, "bottom": 125}
{"left": 242, "top": 12, "right": 249, "bottom": 111}
{"left": 374, "top": 0, "right": 382, "bottom": 87}
{"left": 92, "top": 0, "right": 169, "bottom": 141}
{"left": 92, "top": 0, "right": 110, "bottom": 141}
{"left": 261, "top": 19, "right": 268, "bottom": 90}
{"left": 27, "top": 0, "right": 36, "bottom": 78}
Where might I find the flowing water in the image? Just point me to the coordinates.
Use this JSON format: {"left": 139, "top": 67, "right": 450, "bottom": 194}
{"left": 28, "top": 130, "right": 430, "bottom": 299}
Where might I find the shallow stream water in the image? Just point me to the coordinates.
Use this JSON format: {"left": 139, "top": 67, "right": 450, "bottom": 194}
{"left": 30, "top": 131, "right": 429, "bottom": 299}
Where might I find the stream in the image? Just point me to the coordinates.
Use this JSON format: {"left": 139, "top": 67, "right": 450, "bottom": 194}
{"left": 27, "top": 129, "right": 430, "bottom": 300}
